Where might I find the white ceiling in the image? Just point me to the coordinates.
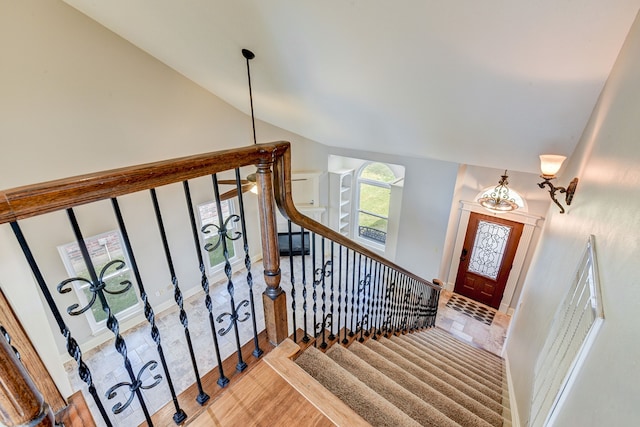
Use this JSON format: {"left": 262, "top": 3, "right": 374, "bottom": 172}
{"left": 63, "top": 0, "right": 640, "bottom": 173}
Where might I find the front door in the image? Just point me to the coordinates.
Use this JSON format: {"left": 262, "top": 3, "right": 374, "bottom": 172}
{"left": 454, "top": 212, "right": 523, "bottom": 309}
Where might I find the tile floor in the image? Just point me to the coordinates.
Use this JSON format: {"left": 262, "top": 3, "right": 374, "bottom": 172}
{"left": 63, "top": 266, "right": 511, "bottom": 427}
{"left": 435, "top": 290, "right": 511, "bottom": 356}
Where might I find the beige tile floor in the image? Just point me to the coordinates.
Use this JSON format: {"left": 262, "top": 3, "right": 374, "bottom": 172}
{"left": 435, "top": 290, "right": 511, "bottom": 356}
{"left": 63, "top": 266, "right": 510, "bottom": 427}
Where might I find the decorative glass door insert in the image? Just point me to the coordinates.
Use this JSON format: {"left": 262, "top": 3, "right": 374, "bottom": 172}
{"left": 467, "top": 220, "right": 512, "bottom": 280}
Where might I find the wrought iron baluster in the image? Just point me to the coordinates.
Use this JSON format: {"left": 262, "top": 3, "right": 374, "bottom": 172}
{"left": 376, "top": 265, "right": 386, "bottom": 337}
{"left": 328, "top": 241, "right": 336, "bottom": 341}
{"left": 287, "top": 221, "right": 297, "bottom": 343}
{"left": 400, "top": 276, "right": 411, "bottom": 333}
{"left": 234, "top": 169, "right": 263, "bottom": 358}
{"left": 357, "top": 257, "right": 371, "bottom": 343}
{"left": 364, "top": 259, "right": 376, "bottom": 338}
{"left": 182, "top": 181, "right": 230, "bottom": 387}
{"left": 377, "top": 264, "right": 386, "bottom": 335}
{"left": 341, "top": 249, "right": 350, "bottom": 344}
{"left": 300, "top": 226, "right": 310, "bottom": 343}
{"left": 385, "top": 271, "right": 399, "bottom": 336}
{"left": 150, "top": 189, "right": 210, "bottom": 403}
{"left": 349, "top": 252, "right": 357, "bottom": 337}
{"left": 311, "top": 233, "right": 318, "bottom": 346}
{"left": 64, "top": 208, "right": 157, "bottom": 424}
{"left": 336, "top": 245, "right": 343, "bottom": 343}
{"left": 10, "top": 222, "right": 113, "bottom": 427}
{"left": 431, "top": 287, "right": 441, "bottom": 327}
{"left": 315, "top": 238, "right": 332, "bottom": 349}
{"left": 354, "top": 254, "right": 363, "bottom": 337}
{"left": 112, "top": 198, "right": 187, "bottom": 424}
{"left": 210, "top": 174, "right": 247, "bottom": 373}
{"left": 370, "top": 262, "right": 380, "bottom": 339}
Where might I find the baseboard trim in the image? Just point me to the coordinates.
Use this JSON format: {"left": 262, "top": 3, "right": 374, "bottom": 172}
{"left": 504, "top": 354, "right": 522, "bottom": 427}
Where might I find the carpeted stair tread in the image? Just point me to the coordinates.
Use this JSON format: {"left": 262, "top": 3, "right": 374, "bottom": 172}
{"left": 406, "top": 334, "right": 502, "bottom": 384}
{"left": 353, "top": 341, "right": 501, "bottom": 427}
{"left": 295, "top": 345, "right": 421, "bottom": 427}
{"left": 426, "top": 328, "right": 503, "bottom": 367}
{"left": 361, "top": 339, "right": 505, "bottom": 427}
{"left": 401, "top": 334, "right": 503, "bottom": 390}
{"left": 396, "top": 334, "right": 503, "bottom": 395}
{"left": 378, "top": 336, "right": 504, "bottom": 412}
{"left": 325, "top": 344, "right": 461, "bottom": 427}
{"left": 419, "top": 330, "right": 503, "bottom": 372}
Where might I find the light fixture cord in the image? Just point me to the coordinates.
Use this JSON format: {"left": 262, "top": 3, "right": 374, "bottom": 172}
{"left": 245, "top": 53, "right": 257, "bottom": 145}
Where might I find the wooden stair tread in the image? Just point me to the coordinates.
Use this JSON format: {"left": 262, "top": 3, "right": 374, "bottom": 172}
{"left": 189, "top": 361, "right": 333, "bottom": 427}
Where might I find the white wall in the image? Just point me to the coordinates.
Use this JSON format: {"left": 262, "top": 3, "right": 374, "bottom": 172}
{"left": 326, "top": 147, "right": 459, "bottom": 282}
{"left": 506, "top": 11, "right": 640, "bottom": 425}
{"left": 0, "top": 0, "right": 326, "bottom": 396}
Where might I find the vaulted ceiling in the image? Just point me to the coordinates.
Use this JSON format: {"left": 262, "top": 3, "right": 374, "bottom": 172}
{"left": 63, "top": 0, "right": 639, "bottom": 173}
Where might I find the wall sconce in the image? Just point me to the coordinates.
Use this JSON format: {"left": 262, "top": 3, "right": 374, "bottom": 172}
{"left": 538, "top": 155, "right": 578, "bottom": 214}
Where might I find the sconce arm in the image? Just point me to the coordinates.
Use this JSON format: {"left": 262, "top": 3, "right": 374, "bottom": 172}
{"left": 538, "top": 177, "right": 578, "bottom": 214}
{"left": 538, "top": 179, "right": 567, "bottom": 214}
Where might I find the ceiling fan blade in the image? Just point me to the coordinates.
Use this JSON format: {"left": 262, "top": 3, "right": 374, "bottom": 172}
{"left": 218, "top": 183, "right": 255, "bottom": 201}
{"left": 218, "top": 179, "right": 250, "bottom": 185}
{"left": 219, "top": 188, "right": 240, "bottom": 201}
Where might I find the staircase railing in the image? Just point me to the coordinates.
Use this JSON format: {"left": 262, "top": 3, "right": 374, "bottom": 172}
{"left": 272, "top": 145, "right": 440, "bottom": 348}
{"left": 0, "top": 141, "right": 440, "bottom": 426}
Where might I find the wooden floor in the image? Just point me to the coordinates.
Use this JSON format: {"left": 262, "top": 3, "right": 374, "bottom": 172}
{"left": 188, "top": 361, "right": 334, "bottom": 427}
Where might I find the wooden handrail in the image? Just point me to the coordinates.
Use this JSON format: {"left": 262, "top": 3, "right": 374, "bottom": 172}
{"left": 0, "top": 142, "right": 289, "bottom": 224}
{"left": 272, "top": 142, "right": 440, "bottom": 291}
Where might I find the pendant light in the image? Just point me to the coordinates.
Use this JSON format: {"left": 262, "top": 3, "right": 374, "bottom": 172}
{"left": 477, "top": 170, "right": 518, "bottom": 213}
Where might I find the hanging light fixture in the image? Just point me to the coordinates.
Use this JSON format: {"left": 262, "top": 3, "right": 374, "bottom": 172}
{"left": 537, "top": 154, "right": 579, "bottom": 214}
{"left": 243, "top": 48, "right": 259, "bottom": 194}
{"left": 477, "top": 170, "right": 519, "bottom": 213}
{"left": 217, "top": 48, "right": 258, "bottom": 198}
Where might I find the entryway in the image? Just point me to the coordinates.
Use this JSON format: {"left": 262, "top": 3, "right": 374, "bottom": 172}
{"left": 446, "top": 201, "right": 542, "bottom": 314}
{"left": 454, "top": 212, "right": 523, "bottom": 309}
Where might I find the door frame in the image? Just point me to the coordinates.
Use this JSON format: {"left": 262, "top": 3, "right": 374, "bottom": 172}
{"left": 446, "top": 201, "right": 543, "bottom": 313}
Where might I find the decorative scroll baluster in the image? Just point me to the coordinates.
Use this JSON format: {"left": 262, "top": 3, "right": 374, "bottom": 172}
{"left": 182, "top": 181, "right": 229, "bottom": 388}
{"left": 311, "top": 233, "right": 318, "bottom": 346}
{"left": 287, "top": 221, "right": 297, "bottom": 343}
{"left": 64, "top": 208, "right": 157, "bottom": 424}
{"left": 364, "top": 259, "right": 376, "bottom": 338}
{"left": 210, "top": 174, "right": 248, "bottom": 373}
{"left": 376, "top": 264, "right": 385, "bottom": 336}
{"left": 368, "top": 261, "right": 380, "bottom": 339}
{"left": 336, "top": 245, "right": 343, "bottom": 343}
{"left": 349, "top": 252, "right": 357, "bottom": 337}
{"left": 341, "top": 249, "right": 351, "bottom": 344}
{"left": 112, "top": 198, "right": 187, "bottom": 424}
{"left": 301, "top": 226, "right": 310, "bottom": 343}
{"left": 10, "top": 222, "right": 113, "bottom": 426}
{"left": 354, "top": 254, "right": 363, "bottom": 337}
{"left": 358, "top": 257, "right": 371, "bottom": 343}
{"left": 328, "top": 241, "right": 336, "bottom": 341}
{"left": 235, "top": 169, "right": 263, "bottom": 358}
{"left": 401, "top": 276, "right": 411, "bottom": 332}
{"left": 375, "top": 265, "right": 385, "bottom": 337}
{"left": 150, "top": 189, "right": 210, "bottom": 404}
{"left": 315, "top": 238, "right": 332, "bottom": 349}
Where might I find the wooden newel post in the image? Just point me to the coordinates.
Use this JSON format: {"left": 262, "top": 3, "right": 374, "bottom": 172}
{"left": 256, "top": 161, "right": 289, "bottom": 345}
{"left": 0, "top": 332, "right": 55, "bottom": 427}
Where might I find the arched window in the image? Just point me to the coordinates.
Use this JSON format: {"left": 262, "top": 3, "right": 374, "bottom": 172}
{"left": 356, "top": 162, "right": 398, "bottom": 245}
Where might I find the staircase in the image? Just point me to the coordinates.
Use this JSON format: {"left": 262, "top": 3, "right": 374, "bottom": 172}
{"left": 295, "top": 327, "right": 511, "bottom": 427}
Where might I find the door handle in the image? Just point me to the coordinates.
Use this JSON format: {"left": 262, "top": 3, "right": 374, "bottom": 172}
{"left": 460, "top": 248, "right": 468, "bottom": 262}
